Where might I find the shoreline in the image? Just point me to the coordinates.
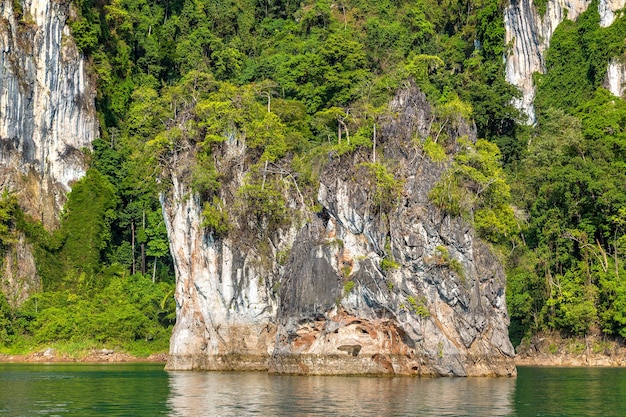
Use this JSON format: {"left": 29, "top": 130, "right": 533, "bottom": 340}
{"left": 514, "top": 355, "right": 626, "bottom": 367}
{"left": 0, "top": 349, "right": 168, "bottom": 364}
{"left": 2, "top": 351, "right": 626, "bottom": 368}
{"left": 3, "top": 331, "right": 626, "bottom": 368}
{"left": 513, "top": 332, "right": 626, "bottom": 367}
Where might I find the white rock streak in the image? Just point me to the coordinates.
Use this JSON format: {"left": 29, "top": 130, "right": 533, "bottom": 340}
{"left": 162, "top": 167, "right": 277, "bottom": 368}
{"left": 0, "top": 0, "right": 97, "bottom": 219}
{"left": 605, "top": 58, "right": 626, "bottom": 98}
{"left": 599, "top": 0, "right": 626, "bottom": 27}
{"left": 0, "top": 0, "right": 97, "bottom": 304}
{"left": 505, "top": 0, "right": 625, "bottom": 123}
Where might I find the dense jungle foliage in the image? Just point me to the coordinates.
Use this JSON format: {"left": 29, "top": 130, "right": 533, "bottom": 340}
{"left": 0, "top": 0, "right": 625, "bottom": 353}
{"left": 507, "top": 4, "right": 626, "bottom": 344}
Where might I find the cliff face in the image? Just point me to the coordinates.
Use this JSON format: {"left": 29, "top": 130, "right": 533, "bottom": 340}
{"left": 0, "top": 0, "right": 98, "bottom": 305}
{"left": 162, "top": 170, "right": 279, "bottom": 371}
{"left": 163, "top": 87, "right": 517, "bottom": 376}
{"left": 505, "top": 0, "right": 626, "bottom": 123}
{"left": 605, "top": 58, "right": 626, "bottom": 98}
{"left": 0, "top": 0, "right": 97, "bottom": 223}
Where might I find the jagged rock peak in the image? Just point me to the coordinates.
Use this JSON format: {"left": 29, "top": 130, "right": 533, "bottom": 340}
{"left": 505, "top": 0, "right": 625, "bottom": 124}
{"left": 163, "top": 85, "right": 517, "bottom": 376}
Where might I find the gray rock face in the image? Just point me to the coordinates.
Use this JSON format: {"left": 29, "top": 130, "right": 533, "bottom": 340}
{"left": 0, "top": 0, "right": 98, "bottom": 304}
{"left": 599, "top": 0, "right": 626, "bottom": 27}
{"left": 164, "top": 86, "right": 517, "bottom": 376}
{"left": 0, "top": 0, "right": 97, "bottom": 224}
{"left": 2, "top": 234, "right": 38, "bottom": 306}
{"left": 505, "top": 0, "right": 625, "bottom": 123}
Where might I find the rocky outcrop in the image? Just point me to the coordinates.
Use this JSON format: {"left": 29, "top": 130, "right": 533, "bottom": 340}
{"left": 2, "top": 234, "right": 38, "bottom": 306}
{"left": 504, "top": 0, "right": 590, "bottom": 124}
{"left": 0, "top": 0, "right": 98, "bottom": 304}
{"left": 605, "top": 58, "right": 626, "bottom": 98}
{"left": 162, "top": 171, "right": 279, "bottom": 371}
{"left": 599, "top": 0, "right": 626, "bottom": 27}
{"left": 163, "top": 86, "right": 517, "bottom": 376}
{"left": 505, "top": 0, "right": 625, "bottom": 123}
{"left": 0, "top": 0, "right": 97, "bottom": 224}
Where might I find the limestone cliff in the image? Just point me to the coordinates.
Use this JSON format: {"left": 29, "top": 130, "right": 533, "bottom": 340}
{"left": 0, "top": 0, "right": 98, "bottom": 305}
{"left": 163, "top": 86, "right": 516, "bottom": 376}
{"left": 605, "top": 58, "right": 626, "bottom": 98}
{"left": 505, "top": 0, "right": 626, "bottom": 123}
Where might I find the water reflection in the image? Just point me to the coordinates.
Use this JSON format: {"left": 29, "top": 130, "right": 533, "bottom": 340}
{"left": 515, "top": 367, "right": 626, "bottom": 417}
{"left": 0, "top": 363, "right": 170, "bottom": 417}
{"left": 3, "top": 363, "right": 626, "bottom": 416}
{"left": 167, "top": 371, "right": 516, "bottom": 416}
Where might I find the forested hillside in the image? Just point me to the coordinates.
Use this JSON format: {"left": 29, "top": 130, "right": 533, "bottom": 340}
{"left": 1, "top": 0, "right": 625, "bottom": 355}
{"left": 507, "top": 4, "right": 626, "bottom": 344}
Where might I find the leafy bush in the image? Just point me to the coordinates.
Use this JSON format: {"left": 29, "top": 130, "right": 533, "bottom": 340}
{"left": 202, "top": 197, "right": 230, "bottom": 238}
{"left": 429, "top": 245, "right": 465, "bottom": 280}
{"left": 422, "top": 138, "right": 447, "bottom": 162}
{"left": 57, "top": 169, "right": 118, "bottom": 285}
{"left": 380, "top": 257, "right": 400, "bottom": 271}
{"left": 237, "top": 178, "right": 289, "bottom": 233}
{"left": 407, "top": 295, "right": 430, "bottom": 317}
{"left": 343, "top": 280, "right": 355, "bottom": 296}
{"left": 0, "top": 293, "right": 15, "bottom": 346}
{"left": 359, "top": 162, "right": 404, "bottom": 214}
{"left": 0, "top": 192, "right": 20, "bottom": 252}
{"left": 18, "top": 274, "right": 176, "bottom": 351}
{"left": 430, "top": 139, "right": 516, "bottom": 243}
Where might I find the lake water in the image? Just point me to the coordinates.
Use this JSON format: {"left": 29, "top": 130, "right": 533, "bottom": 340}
{"left": 0, "top": 364, "right": 624, "bottom": 416}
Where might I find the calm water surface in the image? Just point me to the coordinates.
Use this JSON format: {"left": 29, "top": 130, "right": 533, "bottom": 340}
{"left": 0, "top": 364, "right": 624, "bottom": 416}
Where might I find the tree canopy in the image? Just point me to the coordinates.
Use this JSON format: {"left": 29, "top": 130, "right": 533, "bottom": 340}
{"left": 1, "top": 0, "right": 626, "bottom": 353}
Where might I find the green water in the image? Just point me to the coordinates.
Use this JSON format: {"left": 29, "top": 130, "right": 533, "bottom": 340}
{"left": 514, "top": 367, "right": 626, "bottom": 416}
{"left": 0, "top": 364, "right": 624, "bottom": 416}
{"left": 0, "top": 363, "right": 169, "bottom": 416}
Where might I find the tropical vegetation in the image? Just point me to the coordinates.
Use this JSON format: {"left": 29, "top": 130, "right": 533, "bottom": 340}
{"left": 0, "top": 0, "right": 625, "bottom": 353}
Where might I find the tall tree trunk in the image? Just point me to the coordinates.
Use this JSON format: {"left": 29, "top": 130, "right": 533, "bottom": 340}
{"left": 141, "top": 210, "right": 146, "bottom": 275}
{"left": 131, "top": 222, "right": 136, "bottom": 275}
{"left": 372, "top": 123, "right": 377, "bottom": 163}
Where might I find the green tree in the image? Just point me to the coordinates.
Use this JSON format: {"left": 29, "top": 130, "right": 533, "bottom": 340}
{"left": 56, "top": 169, "right": 118, "bottom": 287}
{"left": 430, "top": 138, "right": 516, "bottom": 243}
{"left": 0, "top": 192, "right": 19, "bottom": 252}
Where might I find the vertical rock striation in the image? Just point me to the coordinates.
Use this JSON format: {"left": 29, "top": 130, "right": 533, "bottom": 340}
{"left": 599, "top": 0, "right": 626, "bottom": 26}
{"left": 595, "top": 0, "right": 625, "bottom": 98}
{"left": 504, "top": 0, "right": 591, "bottom": 124}
{"left": 162, "top": 169, "right": 278, "bottom": 371}
{"left": 0, "top": 0, "right": 98, "bottom": 304}
{"left": 0, "top": 0, "right": 97, "bottom": 224}
{"left": 163, "top": 86, "right": 517, "bottom": 376}
{"left": 605, "top": 58, "right": 626, "bottom": 98}
{"left": 504, "top": 0, "right": 625, "bottom": 123}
